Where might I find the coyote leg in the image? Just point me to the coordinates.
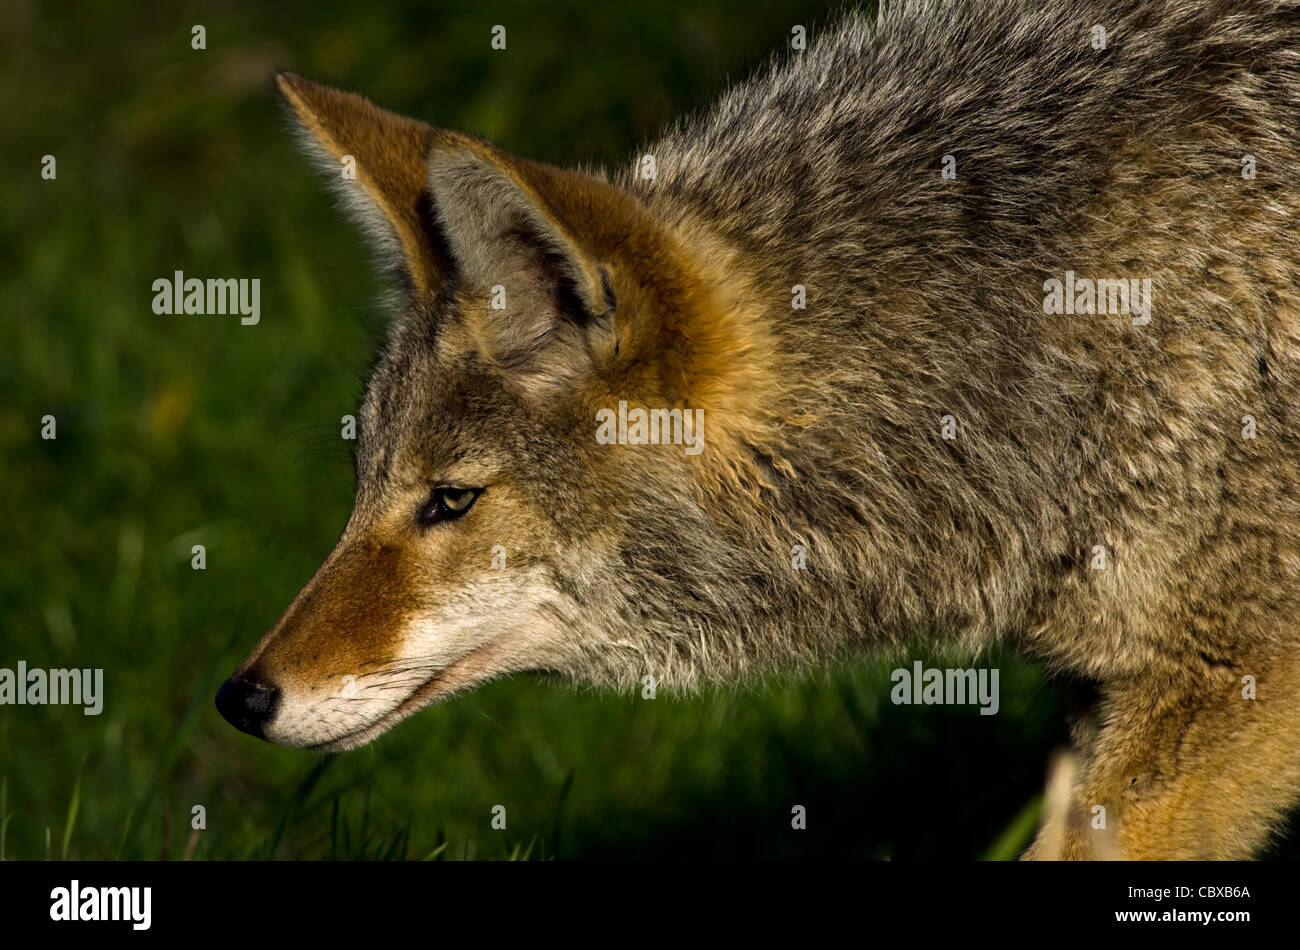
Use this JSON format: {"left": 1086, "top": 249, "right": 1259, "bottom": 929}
{"left": 1026, "top": 650, "right": 1300, "bottom": 860}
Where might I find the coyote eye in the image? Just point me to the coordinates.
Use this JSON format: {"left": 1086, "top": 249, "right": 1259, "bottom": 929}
{"left": 417, "top": 486, "right": 482, "bottom": 527}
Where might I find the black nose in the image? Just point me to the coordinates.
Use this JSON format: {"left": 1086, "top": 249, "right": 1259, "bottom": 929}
{"left": 215, "top": 676, "right": 280, "bottom": 738}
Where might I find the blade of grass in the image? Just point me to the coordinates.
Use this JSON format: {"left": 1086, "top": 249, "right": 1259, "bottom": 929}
{"left": 0, "top": 776, "right": 8, "bottom": 861}
{"left": 125, "top": 645, "right": 236, "bottom": 854}
{"left": 115, "top": 808, "right": 135, "bottom": 860}
{"left": 330, "top": 795, "right": 339, "bottom": 861}
{"left": 60, "top": 758, "right": 84, "bottom": 860}
{"left": 266, "top": 756, "right": 333, "bottom": 858}
{"left": 982, "top": 794, "right": 1042, "bottom": 861}
{"left": 549, "top": 769, "right": 574, "bottom": 858}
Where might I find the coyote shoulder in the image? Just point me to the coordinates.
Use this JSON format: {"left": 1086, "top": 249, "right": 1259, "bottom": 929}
{"left": 217, "top": 0, "right": 1300, "bottom": 859}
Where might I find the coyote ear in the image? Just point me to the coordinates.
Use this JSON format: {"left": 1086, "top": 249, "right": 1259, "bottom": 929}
{"left": 427, "top": 142, "right": 613, "bottom": 369}
{"left": 276, "top": 72, "right": 445, "bottom": 295}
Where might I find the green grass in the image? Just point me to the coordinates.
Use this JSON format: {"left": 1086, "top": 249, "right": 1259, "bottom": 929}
{"left": 6, "top": 0, "right": 1272, "bottom": 862}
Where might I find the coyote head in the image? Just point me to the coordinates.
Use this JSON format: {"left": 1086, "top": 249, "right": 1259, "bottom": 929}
{"left": 216, "top": 74, "right": 786, "bottom": 750}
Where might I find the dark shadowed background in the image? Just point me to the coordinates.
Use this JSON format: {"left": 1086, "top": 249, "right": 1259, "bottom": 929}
{"left": 3, "top": 0, "right": 1292, "bottom": 860}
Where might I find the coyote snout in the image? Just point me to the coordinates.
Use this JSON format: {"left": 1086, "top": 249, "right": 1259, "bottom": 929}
{"left": 217, "top": 529, "right": 430, "bottom": 749}
{"left": 219, "top": 504, "right": 569, "bottom": 750}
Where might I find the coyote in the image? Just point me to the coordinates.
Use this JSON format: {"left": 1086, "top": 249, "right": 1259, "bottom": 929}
{"left": 217, "top": 0, "right": 1300, "bottom": 859}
